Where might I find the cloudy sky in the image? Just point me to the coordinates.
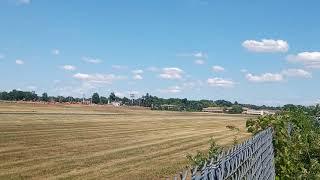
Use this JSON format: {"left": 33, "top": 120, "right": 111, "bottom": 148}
{"left": 1, "top": 0, "right": 320, "bottom": 105}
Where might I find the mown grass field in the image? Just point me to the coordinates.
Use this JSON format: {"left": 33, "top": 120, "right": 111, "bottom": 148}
{"left": 0, "top": 102, "right": 251, "bottom": 179}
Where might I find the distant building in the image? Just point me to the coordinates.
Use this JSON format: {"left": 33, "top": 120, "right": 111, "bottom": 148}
{"left": 111, "top": 102, "right": 121, "bottom": 107}
{"left": 202, "top": 107, "right": 224, "bottom": 113}
{"left": 243, "top": 109, "right": 277, "bottom": 115}
{"left": 160, "top": 104, "right": 178, "bottom": 110}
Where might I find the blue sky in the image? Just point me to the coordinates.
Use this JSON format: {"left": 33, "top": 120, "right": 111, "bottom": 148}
{"left": 1, "top": 0, "right": 320, "bottom": 105}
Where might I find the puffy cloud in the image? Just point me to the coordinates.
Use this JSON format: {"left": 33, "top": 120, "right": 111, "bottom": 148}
{"left": 287, "top": 52, "right": 320, "bottom": 68}
{"left": 194, "top": 59, "right": 205, "bottom": 65}
{"left": 112, "top": 65, "right": 128, "bottom": 70}
{"left": 212, "top": 65, "right": 225, "bottom": 72}
{"left": 281, "top": 69, "right": 312, "bottom": 78}
{"left": 82, "top": 56, "right": 102, "bottom": 64}
{"left": 159, "top": 86, "right": 182, "bottom": 93}
{"left": 15, "top": 59, "right": 24, "bottom": 65}
{"left": 245, "top": 73, "right": 283, "bottom": 82}
{"left": 61, "top": 65, "right": 76, "bottom": 71}
{"left": 242, "top": 39, "right": 289, "bottom": 53}
{"left": 177, "top": 51, "right": 208, "bottom": 58}
{"left": 240, "top": 69, "right": 248, "bottom": 73}
{"left": 159, "top": 67, "right": 184, "bottom": 80}
{"left": 52, "top": 49, "right": 60, "bottom": 55}
{"left": 132, "top": 69, "right": 143, "bottom": 80}
{"left": 133, "top": 74, "right": 143, "bottom": 80}
{"left": 193, "top": 52, "right": 207, "bottom": 58}
{"left": 207, "top": 78, "right": 235, "bottom": 87}
{"left": 73, "top": 73, "right": 125, "bottom": 84}
{"left": 132, "top": 69, "right": 144, "bottom": 74}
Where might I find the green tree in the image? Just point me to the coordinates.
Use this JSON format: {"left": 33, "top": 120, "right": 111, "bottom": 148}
{"left": 41, "top": 93, "right": 49, "bottom": 102}
{"left": 109, "top": 92, "right": 116, "bottom": 102}
{"left": 92, "top": 93, "right": 100, "bottom": 104}
{"left": 228, "top": 105, "right": 243, "bottom": 114}
{"left": 100, "top": 96, "right": 108, "bottom": 104}
{"left": 246, "top": 107, "right": 320, "bottom": 179}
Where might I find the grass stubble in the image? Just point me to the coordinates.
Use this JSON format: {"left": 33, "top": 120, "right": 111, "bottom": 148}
{"left": 0, "top": 103, "right": 250, "bottom": 179}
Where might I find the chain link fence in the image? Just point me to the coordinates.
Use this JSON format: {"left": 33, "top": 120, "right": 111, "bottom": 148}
{"left": 173, "top": 127, "right": 275, "bottom": 180}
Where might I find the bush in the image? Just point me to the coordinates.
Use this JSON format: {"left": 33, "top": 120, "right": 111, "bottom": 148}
{"left": 246, "top": 107, "right": 320, "bottom": 179}
{"left": 186, "top": 138, "right": 222, "bottom": 167}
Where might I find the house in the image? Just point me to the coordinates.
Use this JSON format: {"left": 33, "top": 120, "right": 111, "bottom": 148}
{"left": 202, "top": 107, "right": 224, "bottom": 113}
{"left": 244, "top": 109, "right": 266, "bottom": 115}
{"left": 243, "top": 109, "right": 277, "bottom": 115}
{"left": 160, "top": 104, "right": 178, "bottom": 110}
{"left": 111, "top": 102, "right": 121, "bottom": 107}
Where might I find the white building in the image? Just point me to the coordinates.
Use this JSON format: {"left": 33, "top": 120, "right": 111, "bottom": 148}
{"left": 111, "top": 102, "right": 121, "bottom": 107}
{"left": 243, "top": 109, "right": 277, "bottom": 115}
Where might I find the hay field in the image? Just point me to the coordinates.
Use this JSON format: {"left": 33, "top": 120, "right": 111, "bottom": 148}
{"left": 0, "top": 102, "right": 251, "bottom": 179}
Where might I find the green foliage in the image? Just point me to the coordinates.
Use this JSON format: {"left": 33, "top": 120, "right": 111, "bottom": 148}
{"left": 41, "top": 93, "right": 49, "bottom": 102}
{"left": 109, "top": 92, "right": 116, "bottom": 102}
{"left": 91, "top": 93, "right": 100, "bottom": 104}
{"left": 228, "top": 105, "right": 243, "bottom": 114}
{"left": 246, "top": 106, "right": 320, "bottom": 179}
{"left": 100, "top": 96, "right": 108, "bottom": 104}
{"left": 186, "top": 138, "right": 222, "bottom": 167}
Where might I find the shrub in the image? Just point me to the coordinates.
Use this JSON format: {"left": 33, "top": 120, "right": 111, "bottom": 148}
{"left": 186, "top": 138, "right": 222, "bottom": 167}
{"left": 246, "top": 107, "right": 320, "bottom": 179}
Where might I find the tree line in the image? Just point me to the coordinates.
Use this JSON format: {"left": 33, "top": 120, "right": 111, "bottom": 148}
{"left": 0, "top": 89, "right": 283, "bottom": 112}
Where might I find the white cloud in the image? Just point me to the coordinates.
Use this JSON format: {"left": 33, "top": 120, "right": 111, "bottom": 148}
{"left": 132, "top": 69, "right": 143, "bottom": 80}
{"left": 242, "top": 39, "right": 289, "bottom": 53}
{"left": 207, "top": 77, "right": 235, "bottom": 88}
{"left": 61, "top": 65, "right": 76, "bottom": 71}
{"left": 115, "top": 92, "right": 125, "bottom": 98}
{"left": 52, "top": 49, "right": 60, "bottom": 55}
{"left": 287, "top": 52, "right": 320, "bottom": 68}
{"left": 53, "top": 83, "right": 97, "bottom": 97}
{"left": 245, "top": 73, "right": 283, "bottom": 82}
{"left": 82, "top": 56, "right": 102, "bottom": 64}
{"left": 112, "top": 65, "right": 128, "bottom": 70}
{"left": 240, "top": 69, "right": 248, "bottom": 73}
{"left": 193, "top": 52, "right": 207, "bottom": 58}
{"left": 15, "top": 59, "right": 24, "bottom": 65}
{"left": 133, "top": 74, "right": 143, "bottom": 80}
{"left": 194, "top": 59, "right": 205, "bottom": 65}
{"left": 132, "top": 69, "right": 144, "bottom": 74}
{"left": 159, "top": 67, "right": 184, "bottom": 80}
{"left": 212, "top": 65, "right": 225, "bottom": 72}
{"left": 73, "top": 73, "right": 125, "bottom": 84}
{"left": 159, "top": 86, "right": 182, "bottom": 93}
{"left": 17, "top": 0, "right": 31, "bottom": 5}
{"left": 281, "top": 69, "right": 312, "bottom": 78}
{"left": 177, "top": 51, "right": 208, "bottom": 58}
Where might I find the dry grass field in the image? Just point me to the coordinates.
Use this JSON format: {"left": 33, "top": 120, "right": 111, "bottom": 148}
{"left": 0, "top": 102, "right": 251, "bottom": 180}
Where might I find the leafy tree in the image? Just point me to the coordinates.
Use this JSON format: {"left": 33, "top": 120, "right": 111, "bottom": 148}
{"left": 109, "top": 92, "right": 116, "bottom": 102}
{"left": 92, "top": 93, "right": 100, "bottom": 104}
{"left": 228, "top": 105, "right": 243, "bottom": 114}
{"left": 100, "top": 96, "right": 108, "bottom": 104}
{"left": 186, "top": 138, "right": 222, "bottom": 167}
{"left": 246, "top": 107, "right": 320, "bottom": 179}
{"left": 214, "top": 100, "right": 233, "bottom": 107}
{"left": 41, "top": 93, "right": 49, "bottom": 102}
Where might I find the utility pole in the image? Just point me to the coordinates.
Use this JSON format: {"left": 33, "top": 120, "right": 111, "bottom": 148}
{"left": 130, "top": 93, "right": 135, "bottom": 105}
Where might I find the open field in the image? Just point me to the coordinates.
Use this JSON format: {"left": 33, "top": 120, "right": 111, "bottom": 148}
{"left": 0, "top": 102, "right": 251, "bottom": 179}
